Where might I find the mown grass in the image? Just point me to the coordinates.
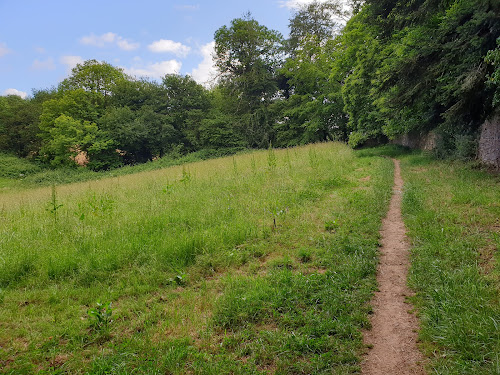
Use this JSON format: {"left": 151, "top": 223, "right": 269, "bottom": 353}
{"left": 399, "top": 153, "right": 500, "bottom": 374}
{"left": 0, "top": 142, "right": 394, "bottom": 374}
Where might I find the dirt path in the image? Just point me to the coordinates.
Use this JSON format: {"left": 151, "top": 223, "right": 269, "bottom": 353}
{"left": 361, "top": 159, "right": 426, "bottom": 375}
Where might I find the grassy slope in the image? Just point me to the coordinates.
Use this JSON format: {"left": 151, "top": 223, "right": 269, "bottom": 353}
{"left": 399, "top": 153, "right": 500, "bottom": 374}
{"left": 0, "top": 143, "right": 394, "bottom": 374}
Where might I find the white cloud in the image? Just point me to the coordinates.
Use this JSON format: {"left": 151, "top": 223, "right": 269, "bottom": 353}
{"left": 148, "top": 39, "right": 191, "bottom": 57}
{"left": 0, "top": 42, "right": 11, "bottom": 57}
{"left": 3, "top": 88, "right": 27, "bottom": 99}
{"left": 123, "top": 60, "right": 182, "bottom": 79}
{"left": 80, "top": 32, "right": 139, "bottom": 51}
{"left": 60, "top": 55, "right": 84, "bottom": 72}
{"left": 116, "top": 38, "right": 140, "bottom": 51}
{"left": 279, "top": 0, "right": 319, "bottom": 9}
{"left": 35, "top": 46, "right": 46, "bottom": 54}
{"left": 80, "top": 32, "right": 116, "bottom": 47}
{"left": 31, "top": 57, "right": 56, "bottom": 70}
{"left": 174, "top": 4, "right": 200, "bottom": 11}
{"left": 191, "top": 41, "right": 217, "bottom": 87}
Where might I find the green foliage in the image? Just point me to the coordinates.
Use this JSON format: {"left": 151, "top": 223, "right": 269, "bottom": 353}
{"left": 485, "top": 37, "right": 500, "bottom": 107}
{"left": 39, "top": 114, "right": 115, "bottom": 168}
{"left": 88, "top": 301, "right": 113, "bottom": 330}
{"left": 0, "top": 94, "right": 45, "bottom": 157}
{"left": 0, "top": 153, "right": 42, "bottom": 178}
{"left": 59, "top": 59, "right": 126, "bottom": 97}
{"left": 342, "top": 0, "right": 500, "bottom": 151}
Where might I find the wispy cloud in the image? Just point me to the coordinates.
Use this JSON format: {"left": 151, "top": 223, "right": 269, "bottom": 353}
{"left": 80, "top": 32, "right": 140, "bottom": 51}
{"left": 0, "top": 42, "right": 11, "bottom": 57}
{"left": 123, "top": 60, "right": 182, "bottom": 79}
{"left": 3, "top": 88, "right": 27, "bottom": 99}
{"left": 191, "top": 41, "right": 217, "bottom": 87}
{"left": 31, "top": 57, "right": 56, "bottom": 71}
{"left": 174, "top": 4, "right": 200, "bottom": 11}
{"left": 60, "top": 55, "right": 84, "bottom": 73}
{"left": 148, "top": 39, "right": 191, "bottom": 57}
{"left": 278, "top": 0, "right": 330, "bottom": 9}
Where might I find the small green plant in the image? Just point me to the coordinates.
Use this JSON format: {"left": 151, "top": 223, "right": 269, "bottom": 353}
{"left": 180, "top": 166, "right": 191, "bottom": 183}
{"left": 298, "top": 248, "right": 312, "bottom": 263}
{"left": 267, "top": 144, "right": 277, "bottom": 170}
{"left": 167, "top": 271, "right": 187, "bottom": 286}
{"left": 88, "top": 301, "right": 113, "bottom": 330}
{"left": 47, "top": 184, "right": 63, "bottom": 223}
{"left": 232, "top": 157, "right": 238, "bottom": 175}
{"left": 308, "top": 148, "right": 319, "bottom": 169}
{"left": 324, "top": 219, "right": 339, "bottom": 232}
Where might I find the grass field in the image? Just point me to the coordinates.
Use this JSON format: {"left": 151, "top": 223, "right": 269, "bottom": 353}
{"left": 398, "top": 153, "right": 500, "bottom": 375}
{"left": 0, "top": 143, "right": 394, "bottom": 374}
{"left": 2, "top": 144, "right": 497, "bottom": 374}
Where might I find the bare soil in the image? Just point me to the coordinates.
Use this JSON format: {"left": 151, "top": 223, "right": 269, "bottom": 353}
{"left": 361, "top": 159, "right": 426, "bottom": 375}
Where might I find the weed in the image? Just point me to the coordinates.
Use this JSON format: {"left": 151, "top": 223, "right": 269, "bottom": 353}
{"left": 47, "top": 184, "right": 63, "bottom": 223}
{"left": 88, "top": 301, "right": 113, "bottom": 331}
{"left": 267, "top": 144, "right": 277, "bottom": 169}
{"left": 298, "top": 248, "right": 312, "bottom": 263}
{"left": 324, "top": 220, "right": 339, "bottom": 232}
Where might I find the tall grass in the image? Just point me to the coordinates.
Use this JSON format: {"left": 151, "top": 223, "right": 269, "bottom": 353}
{"left": 0, "top": 142, "right": 395, "bottom": 373}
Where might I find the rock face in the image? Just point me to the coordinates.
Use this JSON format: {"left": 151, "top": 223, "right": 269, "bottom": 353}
{"left": 478, "top": 114, "right": 500, "bottom": 169}
{"left": 390, "top": 115, "right": 500, "bottom": 170}
{"left": 392, "top": 130, "right": 439, "bottom": 151}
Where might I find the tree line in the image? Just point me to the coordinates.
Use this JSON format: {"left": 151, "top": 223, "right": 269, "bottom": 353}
{"left": 1, "top": 0, "right": 499, "bottom": 170}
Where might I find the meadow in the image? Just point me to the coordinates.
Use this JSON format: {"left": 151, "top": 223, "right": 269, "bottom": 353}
{"left": 1, "top": 143, "right": 498, "bottom": 374}
{"left": 0, "top": 143, "right": 394, "bottom": 374}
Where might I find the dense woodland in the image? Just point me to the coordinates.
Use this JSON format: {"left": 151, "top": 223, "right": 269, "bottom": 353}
{"left": 1, "top": 0, "right": 499, "bottom": 170}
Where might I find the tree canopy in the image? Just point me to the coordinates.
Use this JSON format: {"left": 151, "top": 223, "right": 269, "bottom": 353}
{"left": 1, "top": 0, "right": 498, "bottom": 169}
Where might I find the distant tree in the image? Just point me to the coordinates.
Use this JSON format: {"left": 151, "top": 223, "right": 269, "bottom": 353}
{"left": 287, "top": 0, "right": 346, "bottom": 53}
{"left": 59, "top": 59, "right": 127, "bottom": 97}
{"left": 214, "top": 14, "right": 284, "bottom": 146}
{"left": 214, "top": 14, "right": 283, "bottom": 108}
{"left": 39, "top": 114, "right": 117, "bottom": 169}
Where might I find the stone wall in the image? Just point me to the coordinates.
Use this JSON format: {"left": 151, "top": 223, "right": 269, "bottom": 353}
{"left": 392, "top": 130, "right": 439, "bottom": 152}
{"left": 391, "top": 115, "right": 500, "bottom": 169}
{"left": 478, "top": 114, "right": 500, "bottom": 169}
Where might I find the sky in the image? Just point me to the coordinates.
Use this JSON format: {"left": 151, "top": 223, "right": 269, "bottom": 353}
{"left": 0, "top": 0, "right": 322, "bottom": 99}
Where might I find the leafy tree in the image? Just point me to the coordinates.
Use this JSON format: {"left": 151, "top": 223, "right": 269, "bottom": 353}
{"left": 39, "top": 114, "right": 116, "bottom": 169}
{"left": 0, "top": 95, "right": 42, "bottom": 157}
{"left": 161, "top": 74, "right": 211, "bottom": 149}
{"left": 287, "top": 0, "right": 346, "bottom": 53}
{"left": 214, "top": 15, "right": 284, "bottom": 147}
{"left": 59, "top": 59, "right": 127, "bottom": 97}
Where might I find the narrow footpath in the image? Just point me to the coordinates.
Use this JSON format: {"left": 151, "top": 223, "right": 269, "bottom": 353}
{"left": 361, "top": 159, "right": 426, "bottom": 375}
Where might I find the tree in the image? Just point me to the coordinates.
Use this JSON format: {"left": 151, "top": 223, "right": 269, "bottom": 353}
{"left": 214, "top": 15, "right": 283, "bottom": 109}
{"left": 287, "top": 0, "right": 346, "bottom": 53}
{"left": 214, "top": 14, "right": 284, "bottom": 147}
{"left": 161, "top": 74, "right": 211, "bottom": 150}
{"left": 0, "top": 95, "right": 42, "bottom": 157}
{"left": 39, "top": 114, "right": 117, "bottom": 169}
{"left": 59, "top": 59, "right": 127, "bottom": 97}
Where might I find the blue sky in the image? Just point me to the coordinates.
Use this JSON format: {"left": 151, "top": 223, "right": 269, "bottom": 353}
{"left": 0, "top": 0, "right": 317, "bottom": 98}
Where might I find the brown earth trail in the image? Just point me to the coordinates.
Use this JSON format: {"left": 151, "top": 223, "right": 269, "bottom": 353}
{"left": 361, "top": 159, "right": 426, "bottom": 375}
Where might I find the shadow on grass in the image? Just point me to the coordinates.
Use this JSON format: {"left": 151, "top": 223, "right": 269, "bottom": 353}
{"left": 354, "top": 144, "right": 414, "bottom": 159}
